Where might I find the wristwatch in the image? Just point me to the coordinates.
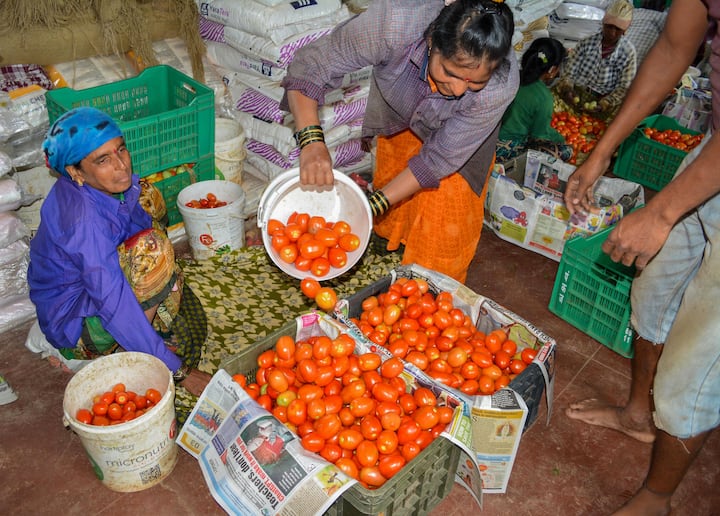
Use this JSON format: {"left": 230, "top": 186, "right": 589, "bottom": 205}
{"left": 173, "top": 364, "right": 190, "bottom": 383}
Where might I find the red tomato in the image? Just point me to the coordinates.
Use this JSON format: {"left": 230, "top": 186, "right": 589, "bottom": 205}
{"left": 275, "top": 335, "right": 296, "bottom": 361}
{"left": 397, "top": 419, "right": 421, "bottom": 445}
{"left": 357, "top": 352, "right": 382, "bottom": 371}
{"left": 378, "top": 454, "right": 406, "bottom": 479}
{"left": 356, "top": 440, "right": 379, "bottom": 468}
{"left": 338, "top": 233, "right": 361, "bottom": 252}
{"left": 521, "top": 348, "right": 538, "bottom": 364}
{"left": 300, "top": 277, "right": 321, "bottom": 299}
{"left": 360, "top": 415, "right": 383, "bottom": 440}
{"left": 359, "top": 466, "right": 387, "bottom": 488}
{"left": 92, "top": 401, "right": 109, "bottom": 416}
{"left": 335, "top": 457, "right": 359, "bottom": 479}
{"left": 328, "top": 247, "right": 348, "bottom": 269}
{"left": 319, "top": 443, "right": 342, "bottom": 464}
{"left": 338, "top": 428, "right": 364, "bottom": 450}
{"left": 380, "top": 357, "right": 404, "bottom": 379}
{"left": 332, "top": 220, "right": 352, "bottom": 236}
{"left": 413, "top": 406, "right": 440, "bottom": 430}
{"left": 401, "top": 441, "right": 422, "bottom": 462}
{"left": 267, "top": 219, "right": 285, "bottom": 235}
{"left": 314, "top": 287, "right": 338, "bottom": 311}
{"left": 413, "top": 387, "right": 437, "bottom": 407}
{"left": 301, "top": 433, "right": 325, "bottom": 453}
{"left": 314, "top": 414, "right": 342, "bottom": 439}
{"left": 266, "top": 368, "right": 289, "bottom": 392}
{"left": 509, "top": 359, "right": 527, "bottom": 375}
{"left": 310, "top": 257, "right": 332, "bottom": 278}
{"left": 75, "top": 408, "right": 93, "bottom": 425}
{"left": 314, "top": 228, "right": 339, "bottom": 248}
{"left": 307, "top": 215, "right": 327, "bottom": 234}
{"left": 298, "top": 239, "right": 325, "bottom": 260}
{"left": 287, "top": 398, "right": 307, "bottom": 426}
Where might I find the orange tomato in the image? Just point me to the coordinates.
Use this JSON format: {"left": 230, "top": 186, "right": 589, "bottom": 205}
{"left": 300, "top": 277, "right": 321, "bottom": 299}
{"left": 315, "top": 287, "right": 338, "bottom": 311}
{"left": 338, "top": 233, "right": 361, "bottom": 252}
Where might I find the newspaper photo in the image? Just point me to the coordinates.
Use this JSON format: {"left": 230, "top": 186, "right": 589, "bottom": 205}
{"left": 485, "top": 150, "right": 645, "bottom": 261}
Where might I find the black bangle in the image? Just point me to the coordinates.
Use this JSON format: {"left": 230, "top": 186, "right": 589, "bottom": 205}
{"left": 294, "top": 125, "right": 324, "bottom": 147}
{"left": 368, "top": 190, "right": 390, "bottom": 217}
{"left": 173, "top": 364, "right": 190, "bottom": 383}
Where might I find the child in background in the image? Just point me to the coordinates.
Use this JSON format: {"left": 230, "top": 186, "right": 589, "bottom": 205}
{"left": 496, "top": 38, "right": 573, "bottom": 164}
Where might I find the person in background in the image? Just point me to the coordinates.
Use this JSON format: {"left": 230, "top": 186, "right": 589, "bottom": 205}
{"left": 496, "top": 37, "right": 573, "bottom": 164}
{"left": 280, "top": 0, "right": 518, "bottom": 282}
{"left": 563, "top": 1, "right": 719, "bottom": 513}
{"left": 624, "top": 4, "right": 668, "bottom": 65}
{"left": 28, "top": 107, "right": 211, "bottom": 398}
{"left": 554, "top": 0, "right": 637, "bottom": 120}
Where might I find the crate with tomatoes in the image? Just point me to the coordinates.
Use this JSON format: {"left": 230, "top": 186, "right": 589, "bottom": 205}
{"left": 332, "top": 263, "right": 557, "bottom": 494}
{"left": 613, "top": 114, "right": 704, "bottom": 192}
{"left": 219, "top": 310, "right": 472, "bottom": 514}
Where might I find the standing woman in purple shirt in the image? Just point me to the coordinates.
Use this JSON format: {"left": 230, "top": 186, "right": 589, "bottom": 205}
{"left": 281, "top": 0, "right": 518, "bottom": 282}
{"left": 28, "top": 107, "right": 211, "bottom": 401}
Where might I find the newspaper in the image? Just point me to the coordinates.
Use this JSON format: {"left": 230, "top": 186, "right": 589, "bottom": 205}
{"left": 485, "top": 150, "right": 645, "bottom": 261}
{"left": 178, "top": 311, "right": 483, "bottom": 514}
{"left": 333, "top": 263, "right": 557, "bottom": 494}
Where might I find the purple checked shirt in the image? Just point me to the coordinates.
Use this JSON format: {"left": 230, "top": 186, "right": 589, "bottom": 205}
{"left": 28, "top": 174, "right": 182, "bottom": 372}
{"left": 281, "top": 0, "right": 519, "bottom": 195}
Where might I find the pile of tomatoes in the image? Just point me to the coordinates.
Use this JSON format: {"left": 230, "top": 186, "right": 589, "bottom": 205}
{"left": 351, "top": 278, "right": 537, "bottom": 397}
{"left": 233, "top": 333, "right": 452, "bottom": 489}
{"left": 184, "top": 192, "right": 228, "bottom": 209}
{"left": 551, "top": 111, "right": 607, "bottom": 163}
{"left": 75, "top": 382, "right": 163, "bottom": 426}
{"left": 266, "top": 212, "right": 361, "bottom": 278}
{"left": 642, "top": 127, "right": 704, "bottom": 152}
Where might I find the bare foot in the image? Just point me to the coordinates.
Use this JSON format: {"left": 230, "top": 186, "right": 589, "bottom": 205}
{"left": 565, "top": 398, "right": 655, "bottom": 443}
{"left": 611, "top": 485, "right": 671, "bottom": 515}
{"left": 47, "top": 356, "right": 74, "bottom": 374}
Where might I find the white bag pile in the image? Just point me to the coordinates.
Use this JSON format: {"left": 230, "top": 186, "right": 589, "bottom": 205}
{"left": 197, "top": 0, "right": 373, "bottom": 181}
{"left": 0, "top": 152, "right": 35, "bottom": 333}
{"left": 548, "top": 1, "right": 610, "bottom": 48}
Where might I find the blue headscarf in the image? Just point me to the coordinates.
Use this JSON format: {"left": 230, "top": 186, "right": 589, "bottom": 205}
{"left": 43, "top": 107, "right": 123, "bottom": 178}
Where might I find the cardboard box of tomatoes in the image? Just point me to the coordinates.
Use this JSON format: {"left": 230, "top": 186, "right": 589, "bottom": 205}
{"left": 485, "top": 150, "right": 645, "bottom": 262}
{"left": 333, "top": 263, "right": 558, "bottom": 494}
{"left": 210, "top": 311, "right": 482, "bottom": 514}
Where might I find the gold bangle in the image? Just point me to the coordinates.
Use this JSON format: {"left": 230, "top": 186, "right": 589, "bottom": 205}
{"left": 299, "top": 136, "right": 325, "bottom": 150}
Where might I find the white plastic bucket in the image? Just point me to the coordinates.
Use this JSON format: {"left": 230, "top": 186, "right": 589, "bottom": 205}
{"left": 257, "top": 168, "right": 372, "bottom": 280}
{"left": 215, "top": 118, "right": 246, "bottom": 185}
{"left": 177, "top": 180, "right": 246, "bottom": 260}
{"left": 62, "top": 352, "right": 178, "bottom": 492}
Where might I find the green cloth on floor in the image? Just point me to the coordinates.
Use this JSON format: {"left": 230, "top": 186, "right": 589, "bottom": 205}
{"left": 173, "top": 245, "right": 402, "bottom": 423}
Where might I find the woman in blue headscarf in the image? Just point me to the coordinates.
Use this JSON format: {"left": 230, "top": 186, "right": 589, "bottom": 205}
{"left": 29, "top": 107, "right": 211, "bottom": 400}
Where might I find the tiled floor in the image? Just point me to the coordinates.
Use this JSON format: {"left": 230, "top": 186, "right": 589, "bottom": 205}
{"left": 2, "top": 230, "right": 718, "bottom": 515}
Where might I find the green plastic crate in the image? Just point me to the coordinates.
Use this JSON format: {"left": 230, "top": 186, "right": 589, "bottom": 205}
{"left": 45, "top": 64, "right": 215, "bottom": 178}
{"left": 220, "top": 321, "right": 460, "bottom": 516}
{"left": 148, "top": 154, "right": 215, "bottom": 226}
{"left": 614, "top": 114, "right": 700, "bottom": 192}
{"left": 548, "top": 226, "right": 636, "bottom": 358}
